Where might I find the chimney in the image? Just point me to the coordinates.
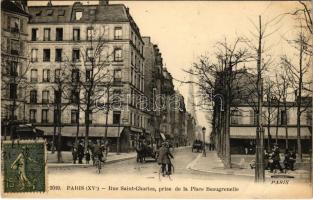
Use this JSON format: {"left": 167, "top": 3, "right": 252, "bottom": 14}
{"left": 99, "top": 0, "right": 108, "bottom": 6}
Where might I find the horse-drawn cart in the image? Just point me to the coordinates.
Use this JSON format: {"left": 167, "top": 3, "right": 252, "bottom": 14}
{"left": 192, "top": 140, "right": 203, "bottom": 152}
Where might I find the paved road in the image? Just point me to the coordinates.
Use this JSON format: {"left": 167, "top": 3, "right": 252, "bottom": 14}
{"left": 49, "top": 147, "right": 253, "bottom": 181}
{"left": 45, "top": 147, "right": 311, "bottom": 198}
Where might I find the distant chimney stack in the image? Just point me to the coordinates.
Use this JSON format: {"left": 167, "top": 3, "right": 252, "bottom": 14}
{"left": 99, "top": 0, "right": 108, "bottom": 6}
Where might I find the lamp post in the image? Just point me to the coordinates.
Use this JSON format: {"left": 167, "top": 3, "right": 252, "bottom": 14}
{"left": 202, "top": 127, "right": 206, "bottom": 157}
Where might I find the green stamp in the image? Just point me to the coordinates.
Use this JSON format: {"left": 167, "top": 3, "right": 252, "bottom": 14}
{"left": 2, "top": 140, "right": 46, "bottom": 193}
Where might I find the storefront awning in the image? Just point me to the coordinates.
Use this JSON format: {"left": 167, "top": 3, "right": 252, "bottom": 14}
{"left": 39, "top": 126, "right": 124, "bottom": 138}
{"left": 130, "top": 127, "right": 143, "bottom": 133}
{"left": 230, "top": 127, "right": 311, "bottom": 139}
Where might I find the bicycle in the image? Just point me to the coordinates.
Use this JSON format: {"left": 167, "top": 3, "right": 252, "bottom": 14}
{"left": 158, "top": 163, "right": 174, "bottom": 181}
{"left": 94, "top": 156, "right": 102, "bottom": 174}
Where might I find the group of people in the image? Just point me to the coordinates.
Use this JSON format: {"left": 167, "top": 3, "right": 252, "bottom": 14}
{"left": 251, "top": 144, "right": 296, "bottom": 173}
{"left": 72, "top": 139, "right": 109, "bottom": 165}
{"left": 265, "top": 144, "right": 296, "bottom": 172}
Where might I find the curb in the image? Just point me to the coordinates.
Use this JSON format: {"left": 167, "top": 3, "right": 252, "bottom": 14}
{"left": 47, "top": 155, "right": 136, "bottom": 168}
{"left": 187, "top": 154, "right": 309, "bottom": 179}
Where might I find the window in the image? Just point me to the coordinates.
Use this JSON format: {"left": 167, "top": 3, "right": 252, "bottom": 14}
{"left": 11, "top": 40, "right": 19, "bottom": 55}
{"left": 54, "top": 110, "right": 59, "bottom": 123}
{"left": 47, "top": 9, "right": 54, "bottom": 16}
{"left": 44, "top": 28, "right": 51, "bottom": 41}
{"left": 55, "top": 49, "right": 62, "bottom": 62}
{"left": 114, "top": 69, "right": 122, "bottom": 82}
{"left": 31, "top": 49, "right": 38, "bottom": 62}
{"left": 43, "top": 49, "right": 50, "bottom": 62}
{"left": 58, "top": 9, "right": 65, "bottom": 16}
{"left": 71, "top": 90, "right": 79, "bottom": 104}
{"left": 249, "top": 110, "right": 257, "bottom": 125}
{"left": 87, "top": 112, "right": 92, "bottom": 124}
{"left": 114, "top": 48, "right": 122, "bottom": 61}
{"left": 231, "top": 110, "right": 241, "bottom": 125}
{"left": 55, "top": 69, "right": 61, "bottom": 82}
{"left": 75, "top": 11, "right": 82, "bottom": 20}
{"left": 86, "top": 48, "right": 94, "bottom": 61}
{"left": 56, "top": 28, "right": 63, "bottom": 41}
{"left": 73, "top": 28, "right": 80, "bottom": 41}
{"left": 29, "top": 109, "right": 36, "bottom": 123}
{"left": 113, "top": 111, "right": 121, "bottom": 124}
{"left": 9, "top": 83, "right": 17, "bottom": 100}
{"left": 42, "top": 109, "right": 48, "bottom": 123}
{"left": 131, "top": 51, "right": 134, "bottom": 65}
{"left": 114, "top": 27, "right": 122, "bottom": 40}
{"left": 72, "top": 69, "right": 80, "bottom": 83}
{"left": 43, "top": 69, "right": 50, "bottom": 82}
{"left": 87, "top": 27, "right": 94, "bottom": 40}
{"left": 10, "top": 61, "right": 18, "bottom": 76}
{"left": 86, "top": 69, "right": 91, "bottom": 82}
{"left": 307, "top": 110, "right": 312, "bottom": 125}
{"left": 72, "top": 49, "right": 80, "bottom": 62}
{"left": 54, "top": 90, "right": 61, "bottom": 103}
{"left": 281, "top": 110, "right": 288, "bottom": 125}
{"left": 10, "top": 17, "right": 20, "bottom": 33}
{"left": 113, "top": 89, "right": 122, "bottom": 104}
{"left": 31, "top": 28, "right": 37, "bottom": 41}
{"left": 71, "top": 110, "right": 78, "bottom": 124}
{"left": 42, "top": 90, "right": 49, "bottom": 104}
{"left": 30, "top": 90, "right": 37, "bottom": 104}
{"left": 30, "top": 69, "right": 38, "bottom": 82}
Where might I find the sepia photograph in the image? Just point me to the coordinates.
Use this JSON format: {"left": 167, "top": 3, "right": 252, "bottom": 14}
{"left": 1, "top": 0, "right": 313, "bottom": 198}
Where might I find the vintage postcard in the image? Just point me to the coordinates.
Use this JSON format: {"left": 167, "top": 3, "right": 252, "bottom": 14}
{"left": 1, "top": 0, "right": 312, "bottom": 199}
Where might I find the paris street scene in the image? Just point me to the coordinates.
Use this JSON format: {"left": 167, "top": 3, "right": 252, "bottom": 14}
{"left": 1, "top": 0, "right": 313, "bottom": 198}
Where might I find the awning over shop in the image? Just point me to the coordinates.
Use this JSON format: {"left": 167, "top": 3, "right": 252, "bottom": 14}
{"left": 15, "top": 124, "right": 44, "bottom": 138}
{"left": 39, "top": 126, "right": 124, "bottom": 138}
{"left": 230, "top": 127, "right": 311, "bottom": 139}
{"left": 130, "top": 127, "right": 143, "bottom": 133}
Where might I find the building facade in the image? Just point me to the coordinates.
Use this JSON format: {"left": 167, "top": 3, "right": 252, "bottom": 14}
{"left": 142, "top": 36, "right": 164, "bottom": 146}
{"left": 1, "top": 0, "right": 29, "bottom": 139}
{"left": 26, "top": 1, "right": 149, "bottom": 151}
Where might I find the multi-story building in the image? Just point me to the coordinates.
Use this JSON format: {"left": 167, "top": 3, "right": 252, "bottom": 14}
{"left": 1, "top": 0, "right": 29, "bottom": 139}
{"left": 160, "top": 68, "right": 176, "bottom": 142}
{"left": 143, "top": 36, "right": 164, "bottom": 146}
{"left": 212, "top": 69, "right": 312, "bottom": 154}
{"left": 172, "top": 90, "right": 187, "bottom": 147}
{"left": 27, "top": 0, "right": 149, "bottom": 152}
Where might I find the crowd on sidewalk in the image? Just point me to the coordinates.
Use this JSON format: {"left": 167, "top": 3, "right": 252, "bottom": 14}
{"left": 249, "top": 143, "right": 296, "bottom": 173}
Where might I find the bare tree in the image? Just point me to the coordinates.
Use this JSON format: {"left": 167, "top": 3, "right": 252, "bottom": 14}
{"left": 72, "top": 23, "right": 114, "bottom": 153}
{"left": 281, "top": 28, "right": 312, "bottom": 161}
{"left": 184, "top": 37, "right": 251, "bottom": 168}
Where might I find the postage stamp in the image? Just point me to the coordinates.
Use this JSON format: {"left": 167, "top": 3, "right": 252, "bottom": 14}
{"left": 2, "top": 140, "right": 46, "bottom": 193}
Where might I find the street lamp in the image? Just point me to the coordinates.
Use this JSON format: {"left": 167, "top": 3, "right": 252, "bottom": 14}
{"left": 202, "top": 127, "right": 206, "bottom": 157}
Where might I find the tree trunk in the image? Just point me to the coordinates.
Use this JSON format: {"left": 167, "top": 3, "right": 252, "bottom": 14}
{"left": 57, "top": 103, "right": 63, "bottom": 163}
{"left": 224, "top": 99, "right": 231, "bottom": 168}
{"left": 275, "top": 102, "right": 280, "bottom": 144}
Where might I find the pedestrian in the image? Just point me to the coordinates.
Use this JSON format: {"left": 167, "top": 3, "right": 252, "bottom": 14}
{"left": 157, "top": 141, "right": 174, "bottom": 176}
{"left": 270, "top": 144, "right": 283, "bottom": 173}
{"left": 72, "top": 147, "right": 78, "bottom": 164}
{"left": 85, "top": 150, "right": 91, "bottom": 164}
{"left": 77, "top": 141, "right": 84, "bottom": 164}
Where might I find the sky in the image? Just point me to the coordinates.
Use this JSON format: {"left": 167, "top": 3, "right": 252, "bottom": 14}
{"left": 28, "top": 0, "right": 304, "bottom": 140}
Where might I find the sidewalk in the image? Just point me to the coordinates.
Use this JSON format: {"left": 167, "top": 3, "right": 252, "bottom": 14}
{"left": 187, "top": 151, "right": 310, "bottom": 179}
{"left": 47, "top": 151, "right": 137, "bottom": 168}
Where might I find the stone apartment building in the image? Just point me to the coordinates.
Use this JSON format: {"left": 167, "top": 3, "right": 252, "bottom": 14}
{"left": 142, "top": 36, "right": 164, "bottom": 146}
{"left": 1, "top": 0, "right": 29, "bottom": 139}
{"left": 26, "top": 0, "right": 149, "bottom": 151}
